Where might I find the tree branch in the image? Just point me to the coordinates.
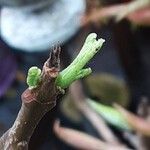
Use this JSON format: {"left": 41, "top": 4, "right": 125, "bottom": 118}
{"left": 0, "top": 33, "right": 105, "bottom": 149}
{"left": 0, "top": 46, "right": 61, "bottom": 149}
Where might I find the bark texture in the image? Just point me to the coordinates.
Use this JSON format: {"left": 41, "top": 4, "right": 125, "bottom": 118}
{"left": 0, "top": 46, "right": 62, "bottom": 149}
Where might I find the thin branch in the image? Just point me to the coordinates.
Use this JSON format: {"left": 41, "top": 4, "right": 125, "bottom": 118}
{"left": 54, "top": 120, "right": 129, "bottom": 150}
{"left": 69, "top": 81, "right": 122, "bottom": 145}
{"left": 116, "top": 0, "right": 150, "bottom": 21}
{"left": 0, "top": 46, "right": 61, "bottom": 149}
{"left": 114, "top": 103, "right": 150, "bottom": 136}
{"left": 123, "top": 132, "right": 141, "bottom": 149}
{"left": 81, "top": 1, "right": 150, "bottom": 27}
{"left": 0, "top": 33, "right": 105, "bottom": 149}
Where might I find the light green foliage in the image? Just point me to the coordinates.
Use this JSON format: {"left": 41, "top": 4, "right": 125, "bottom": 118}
{"left": 27, "top": 66, "right": 42, "bottom": 89}
{"left": 87, "top": 99, "right": 132, "bottom": 131}
{"left": 56, "top": 33, "right": 105, "bottom": 89}
{"left": 26, "top": 33, "right": 105, "bottom": 90}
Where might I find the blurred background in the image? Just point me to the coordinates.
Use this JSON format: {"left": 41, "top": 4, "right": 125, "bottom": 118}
{"left": 0, "top": 0, "right": 150, "bottom": 149}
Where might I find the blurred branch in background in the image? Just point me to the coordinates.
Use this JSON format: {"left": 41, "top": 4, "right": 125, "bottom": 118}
{"left": 55, "top": 80, "right": 150, "bottom": 149}
{"left": 116, "top": 0, "right": 150, "bottom": 21}
{"left": 54, "top": 120, "right": 129, "bottom": 150}
{"left": 70, "top": 81, "right": 121, "bottom": 145}
{"left": 82, "top": 0, "right": 150, "bottom": 27}
{"left": 0, "top": 0, "right": 150, "bottom": 149}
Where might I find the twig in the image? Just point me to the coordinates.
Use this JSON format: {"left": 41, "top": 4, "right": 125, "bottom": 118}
{"left": 54, "top": 120, "right": 129, "bottom": 150}
{"left": 70, "top": 81, "right": 122, "bottom": 145}
{"left": 114, "top": 103, "right": 150, "bottom": 136}
{"left": 0, "top": 46, "right": 61, "bottom": 149}
{"left": 123, "top": 132, "right": 141, "bottom": 149}
{"left": 116, "top": 0, "right": 150, "bottom": 21}
{"left": 81, "top": 0, "right": 150, "bottom": 26}
{"left": 0, "top": 33, "right": 105, "bottom": 149}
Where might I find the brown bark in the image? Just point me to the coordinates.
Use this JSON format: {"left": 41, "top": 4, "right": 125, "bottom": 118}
{"left": 0, "top": 46, "right": 62, "bottom": 149}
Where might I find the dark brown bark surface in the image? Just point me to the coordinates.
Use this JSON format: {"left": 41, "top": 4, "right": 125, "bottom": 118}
{"left": 0, "top": 46, "right": 62, "bottom": 149}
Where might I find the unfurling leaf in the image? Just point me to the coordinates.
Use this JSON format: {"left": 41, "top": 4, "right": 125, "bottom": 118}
{"left": 27, "top": 66, "right": 41, "bottom": 89}
{"left": 88, "top": 99, "right": 131, "bottom": 131}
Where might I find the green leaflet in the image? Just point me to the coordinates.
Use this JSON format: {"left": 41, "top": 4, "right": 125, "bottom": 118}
{"left": 56, "top": 33, "right": 105, "bottom": 89}
{"left": 27, "top": 66, "right": 42, "bottom": 89}
{"left": 26, "top": 33, "right": 105, "bottom": 90}
{"left": 87, "top": 99, "right": 132, "bottom": 131}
